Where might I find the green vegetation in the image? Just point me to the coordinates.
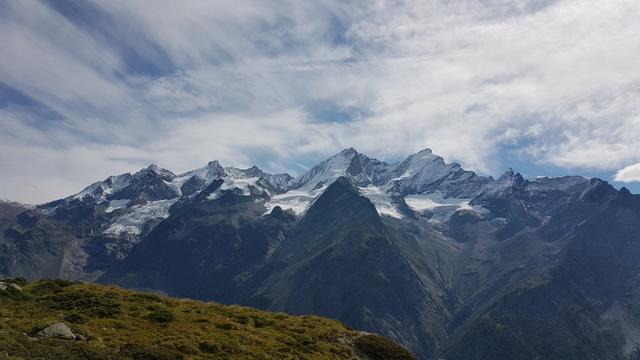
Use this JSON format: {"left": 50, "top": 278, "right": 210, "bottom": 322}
{"left": 0, "top": 278, "right": 415, "bottom": 360}
{"left": 353, "top": 334, "right": 417, "bottom": 360}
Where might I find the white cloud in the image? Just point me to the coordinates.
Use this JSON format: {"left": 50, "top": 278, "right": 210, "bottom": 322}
{"left": 615, "top": 163, "right": 640, "bottom": 183}
{"left": 2, "top": 0, "right": 640, "bottom": 202}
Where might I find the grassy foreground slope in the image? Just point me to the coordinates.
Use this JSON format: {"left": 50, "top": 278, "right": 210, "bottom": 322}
{"left": 0, "top": 279, "right": 415, "bottom": 360}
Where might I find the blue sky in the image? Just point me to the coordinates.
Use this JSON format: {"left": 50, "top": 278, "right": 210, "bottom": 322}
{"left": 1, "top": 0, "right": 640, "bottom": 203}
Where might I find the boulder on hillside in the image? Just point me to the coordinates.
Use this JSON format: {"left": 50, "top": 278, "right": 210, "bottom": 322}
{"left": 0, "top": 281, "right": 22, "bottom": 292}
{"left": 37, "top": 322, "right": 76, "bottom": 340}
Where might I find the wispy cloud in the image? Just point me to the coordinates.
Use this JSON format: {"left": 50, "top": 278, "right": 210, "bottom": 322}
{"left": 1, "top": 0, "right": 640, "bottom": 203}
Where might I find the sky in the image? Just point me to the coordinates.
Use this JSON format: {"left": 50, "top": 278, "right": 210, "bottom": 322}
{"left": 1, "top": 0, "right": 640, "bottom": 204}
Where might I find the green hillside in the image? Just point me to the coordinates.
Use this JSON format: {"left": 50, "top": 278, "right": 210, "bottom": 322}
{"left": 0, "top": 278, "right": 415, "bottom": 360}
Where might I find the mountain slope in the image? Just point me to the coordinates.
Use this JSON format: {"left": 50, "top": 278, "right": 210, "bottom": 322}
{"left": 105, "top": 178, "right": 294, "bottom": 302}
{"left": 438, "top": 178, "right": 637, "bottom": 360}
{"left": 244, "top": 178, "right": 452, "bottom": 357}
{"left": 0, "top": 278, "right": 415, "bottom": 360}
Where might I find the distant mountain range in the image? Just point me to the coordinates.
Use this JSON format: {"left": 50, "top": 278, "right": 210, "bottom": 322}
{"left": 2, "top": 148, "right": 640, "bottom": 360}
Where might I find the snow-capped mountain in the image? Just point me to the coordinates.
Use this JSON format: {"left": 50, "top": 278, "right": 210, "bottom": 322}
{"left": 176, "top": 161, "right": 294, "bottom": 196}
{"left": 268, "top": 148, "right": 492, "bottom": 219}
{"left": 386, "top": 149, "right": 491, "bottom": 197}
{"left": 37, "top": 147, "right": 590, "bottom": 241}
{"left": 32, "top": 161, "right": 293, "bottom": 252}
{"left": 33, "top": 147, "right": 606, "bottom": 245}
{"left": 293, "top": 148, "right": 390, "bottom": 189}
{"left": 266, "top": 148, "right": 393, "bottom": 216}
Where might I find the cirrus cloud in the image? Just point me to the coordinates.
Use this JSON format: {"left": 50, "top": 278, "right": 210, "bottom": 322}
{"left": 1, "top": 0, "right": 640, "bottom": 203}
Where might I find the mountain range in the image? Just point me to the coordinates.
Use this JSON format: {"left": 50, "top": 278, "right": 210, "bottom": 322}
{"left": 2, "top": 147, "right": 640, "bottom": 360}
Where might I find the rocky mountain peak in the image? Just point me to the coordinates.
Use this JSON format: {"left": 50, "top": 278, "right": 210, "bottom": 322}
{"left": 387, "top": 149, "right": 490, "bottom": 198}
{"left": 339, "top": 147, "right": 359, "bottom": 157}
{"left": 136, "top": 164, "right": 175, "bottom": 181}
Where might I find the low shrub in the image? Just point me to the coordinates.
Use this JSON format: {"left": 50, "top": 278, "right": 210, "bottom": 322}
{"left": 30, "top": 279, "right": 73, "bottom": 295}
{"left": 119, "top": 344, "right": 185, "bottom": 360}
{"left": 354, "top": 334, "right": 416, "bottom": 360}
{"left": 199, "top": 340, "right": 221, "bottom": 354}
{"left": 64, "top": 313, "right": 86, "bottom": 324}
{"left": 42, "top": 291, "right": 120, "bottom": 318}
{"left": 146, "top": 307, "right": 175, "bottom": 323}
{"left": 215, "top": 322, "right": 236, "bottom": 330}
{"left": 132, "top": 293, "right": 163, "bottom": 303}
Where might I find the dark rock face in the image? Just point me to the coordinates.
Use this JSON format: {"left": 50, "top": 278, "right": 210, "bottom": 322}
{"left": 108, "top": 188, "right": 293, "bottom": 302}
{"left": 242, "top": 178, "right": 451, "bottom": 357}
{"left": 2, "top": 150, "right": 640, "bottom": 360}
{"left": 438, "top": 193, "right": 640, "bottom": 360}
{"left": 179, "top": 176, "right": 207, "bottom": 197}
{"left": 0, "top": 203, "right": 86, "bottom": 280}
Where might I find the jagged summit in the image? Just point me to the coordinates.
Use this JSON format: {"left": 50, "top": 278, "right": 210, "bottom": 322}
{"left": 293, "top": 148, "right": 390, "bottom": 191}
{"left": 134, "top": 164, "right": 176, "bottom": 181}
{"left": 140, "top": 163, "right": 170, "bottom": 173}
{"left": 265, "top": 148, "right": 489, "bottom": 218}
{"left": 340, "top": 147, "right": 358, "bottom": 156}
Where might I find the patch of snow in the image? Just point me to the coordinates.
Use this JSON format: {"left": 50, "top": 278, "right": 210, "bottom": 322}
{"left": 71, "top": 174, "right": 131, "bottom": 203}
{"left": 72, "top": 182, "right": 102, "bottom": 200}
{"left": 109, "top": 174, "right": 132, "bottom": 192}
{"left": 102, "top": 199, "right": 177, "bottom": 236}
{"left": 227, "top": 177, "right": 260, "bottom": 194}
{"left": 0, "top": 199, "right": 35, "bottom": 209}
{"left": 405, "top": 194, "right": 466, "bottom": 211}
{"left": 38, "top": 205, "right": 59, "bottom": 215}
{"left": 263, "top": 188, "right": 323, "bottom": 215}
{"left": 491, "top": 217, "right": 508, "bottom": 225}
{"left": 104, "top": 199, "right": 131, "bottom": 213}
{"left": 207, "top": 177, "right": 261, "bottom": 200}
{"left": 223, "top": 166, "right": 292, "bottom": 192}
{"left": 359, "top": 185, "right": 403, "bottom": 219}
{"left": 206, "top": 192, "right": 220, "bottom": 201}
{"left": 405, "top": 192, "right": 485, "bottom": 221}
{"left": 265, "top": 183, "right": 405, "bottom": 219}
{"left": 405, "top": 196, "right": 442, "bottom": 210}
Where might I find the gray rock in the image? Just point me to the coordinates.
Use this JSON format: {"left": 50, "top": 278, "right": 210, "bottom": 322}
{"left": 37, "top": 322, "right": 76, "bottom": 340}
{"left": 0, "top": 281, "right": 23, "bottom": 292}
